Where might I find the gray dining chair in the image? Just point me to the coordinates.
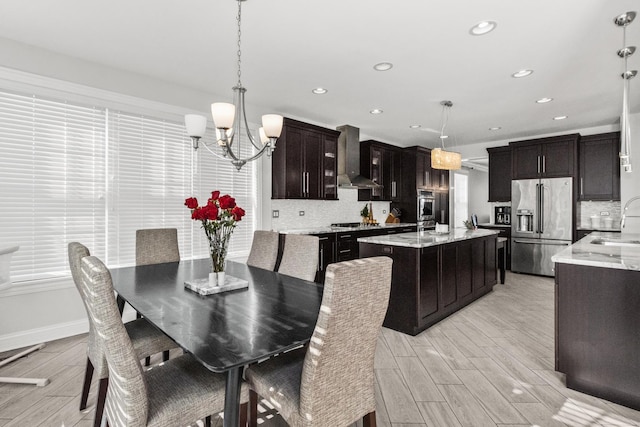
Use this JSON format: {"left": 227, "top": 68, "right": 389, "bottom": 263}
{"left": 135, "top": 228, "right": 181, "bottom": 363}
{"left": 246, "top": 230, "right": 280, "bottom": 271}
{"left": 246, "top": 256, "right": 393, "bottom": 427}
{"left": 68, "top": 243, "right": 179, "bottom": 427}
{"left": 135, "top": 228, "right": 181, "bottom": 266}
{"left": 277, "top": 234, "right": 319, "bottom": 282}
{"left": 79, "top": 254, "right": 249, "bottom": 427}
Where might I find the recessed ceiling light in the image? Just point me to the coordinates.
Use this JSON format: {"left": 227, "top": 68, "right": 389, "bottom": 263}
{"left": 373, "top": 62, "right": 393, "bottom": 71}
{"left": 370, "top": 109, "right": 383, "bottom": 114}
{"left": 489, "top": 127, "right": 502, "bottom": 131}
{"left": 536, "top": 97, "right": 553, "bottom": 103}
{"left": 553, "top": 115, "right": 568, "bottom": 120}
{"left": 470, "top": 21, "right": 497, "bottom": 36}
{"left": 312, "top": 87, "right": 327, "bottom": 94}
{"left": 512, "top": 69, "right": 534, "bottom": 78}
{"left": 409, "top": 124, "right": 421, "bottom": 129}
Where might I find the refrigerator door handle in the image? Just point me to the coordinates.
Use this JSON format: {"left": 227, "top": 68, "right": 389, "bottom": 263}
{"left": 535, "top": 183, "right": 541, "bottom": 234}
{"left": 539, "top": 183, "right": 544, "bottom": 234}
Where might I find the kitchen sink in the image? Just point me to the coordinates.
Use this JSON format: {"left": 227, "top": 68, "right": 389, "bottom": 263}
{"left": 590, "top": 237, "right": 640, "bottom": 247}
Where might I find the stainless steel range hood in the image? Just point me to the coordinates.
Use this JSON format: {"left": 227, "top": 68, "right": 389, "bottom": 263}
{"left": 336, "top": 124, "right": 382, "bottom": 189}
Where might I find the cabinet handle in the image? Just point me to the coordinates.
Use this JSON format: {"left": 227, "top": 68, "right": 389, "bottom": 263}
{"left": 305, "top": 172, "right": 309, "bottom": 195}
{"left": 441, "top": 210, "right": 445, "bottom": 221}
{"left": 392, "top": 181, "right": 396, "bottom": 198}
{"left": 542, "top": 156, "right": 546, "bottom": 174}
{"left": 319, "top": 236, "right": 329, "bottom": 241}
{"left": 382, "top": 246, "right": 393, "bottom": 254}
{"left": 319, "top": 248, "right": 324, "bottom": 271}
{"left": 537, "top": 155, "right": 541, "bottom": 174}
{"left": 580, "top": 178, "right": 584, "bottom": 196}
{"left": 340, "top": 234, "right": 352, "bottom": 238}
{"left": 425, "top": 171, "right": 429, "bottom": 186}
{"left": 339, "top": 249, "right": 351, "bottom": 254}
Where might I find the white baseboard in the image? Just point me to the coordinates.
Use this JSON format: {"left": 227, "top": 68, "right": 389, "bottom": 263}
{"left": 0, "top": 306, "right": 137, "bottom": 353}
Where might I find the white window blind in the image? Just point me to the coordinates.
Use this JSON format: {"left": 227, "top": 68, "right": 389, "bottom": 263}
{"left": 0, "top": 86, "right": 257, "bottom": 282}
{"left": 0, "top": 90, "right": 106, "bottom": 281}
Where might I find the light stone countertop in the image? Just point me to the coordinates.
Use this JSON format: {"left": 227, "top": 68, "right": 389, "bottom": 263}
{"left": 357, "top": 228, "right": 499, "bottom": 248}
{"left": 551, "top": 231, "right": 640, "bottom": 271}
{"left": 279, "top": 222, "right": 416, "bottom": 235}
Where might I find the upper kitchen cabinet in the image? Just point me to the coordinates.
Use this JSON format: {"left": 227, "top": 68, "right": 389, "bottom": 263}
{"left": 487, "top": 146, "right": 511, "bottom": 202}
{"left": 510, "top": 134, "right": 579, "bottom": 180}
{"left": 271, "top": 118, "right": 339, "bottom": 200}
{"left": 358, "top": 140, "right": 403, "bottom": 202}
{"left": 432, "top": 168, "right": 449, "bottom": 191}
{"left": 578, "top": 132, "right": 620, "bottom": 201}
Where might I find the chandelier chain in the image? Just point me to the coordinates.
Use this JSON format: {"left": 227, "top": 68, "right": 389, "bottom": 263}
{"left": 236, "top": 0, "right": 242, "bottom": 86}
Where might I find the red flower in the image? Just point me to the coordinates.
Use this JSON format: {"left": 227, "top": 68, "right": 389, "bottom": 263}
{"left": 184, "top": 197, "right": 198, "bottom": 209}
{"left": 202, "top": 204, "right": 219, "bottom": 220}
{"left": 191, "top": 207, "right": 205, "bottom": 221}
{"left": 210, "top": 190, "right": 220, "bottom": 200}
{"left": 218, "top": 194, "right": 236, "bottom": 210}
{"left": 231, "top": 206, "right": 245, "bottom": 221}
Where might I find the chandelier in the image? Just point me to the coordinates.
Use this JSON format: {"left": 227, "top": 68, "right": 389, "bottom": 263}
{"left": 615, "top": 11, "right": 637, "bottom": 174}
{"left": 184, "top": 0, "right": 283, "bottom": 171}
{"left": 431, "top": 101, "right": 462, "bottom": 170}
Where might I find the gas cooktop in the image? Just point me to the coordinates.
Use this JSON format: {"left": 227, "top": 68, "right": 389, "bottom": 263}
{"left": 330, "top": 222, "right": 380, "bottom": 230}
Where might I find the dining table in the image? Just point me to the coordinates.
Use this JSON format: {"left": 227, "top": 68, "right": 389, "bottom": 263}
{"left": 110, "top": 258, "right": 324, "bottom": 427}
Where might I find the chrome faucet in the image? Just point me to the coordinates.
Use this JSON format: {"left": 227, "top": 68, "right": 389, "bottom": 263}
{"left": 621, "top": 196, "right": 640, "bottom": 229}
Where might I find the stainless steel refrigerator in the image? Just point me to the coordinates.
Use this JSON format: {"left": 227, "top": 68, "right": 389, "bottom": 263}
{"left": 511, "top": 177, "right": 572, "bottom": 276}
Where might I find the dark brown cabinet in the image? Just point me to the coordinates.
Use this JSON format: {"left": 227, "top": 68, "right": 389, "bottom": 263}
{"left": 511, "top": 134, "right": 578, "bottom": 179}
{"left": 271, "top": 118, "right": 339, "bottom": 200}
{"left": 578, "top": 132, "right": 620, "bottom": 201}
{"left": 315, "top": 233, "right": 336, "bottom": 283}
{"left": 358, "top": 140, "right": 402, "bottom": 202}
{"left": 398, "top": 147, "right": 431, "bottom": 223}
{"left": 435, "top": 191, "right": 449, "bottom": 225}
{"left": 487, "top": 146, "right": 512, "bottom": 202}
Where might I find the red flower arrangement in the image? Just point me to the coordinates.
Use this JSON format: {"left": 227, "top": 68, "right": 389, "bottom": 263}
{"left": 185, "top": 191, "right": 246, "bottom": 273}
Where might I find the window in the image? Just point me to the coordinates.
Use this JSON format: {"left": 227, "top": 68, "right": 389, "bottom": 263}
{"left": 0, "top": 88, "right": 256, "bottom": 283}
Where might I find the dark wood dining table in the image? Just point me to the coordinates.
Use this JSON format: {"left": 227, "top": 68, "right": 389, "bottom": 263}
{"left": 110, "top": 258, "right": 323, "bottom": 427}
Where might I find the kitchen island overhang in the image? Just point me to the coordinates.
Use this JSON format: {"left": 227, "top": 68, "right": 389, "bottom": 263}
{"left": 358, "top": 229, "right": 499, "bottom": 336}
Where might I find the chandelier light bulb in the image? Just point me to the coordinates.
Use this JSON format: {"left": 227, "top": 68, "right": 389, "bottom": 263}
{"left": 184, "top": 114, "right": 207, "bottom": 138}
{"left": 262, "top": 114, "right": 284, "bottom": 138}
{"left": 211, "top": 103, "right": 235, "bottom": 130}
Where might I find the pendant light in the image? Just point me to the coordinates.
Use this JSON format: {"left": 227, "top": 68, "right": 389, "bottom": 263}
{"left": 615, "top": 11, "right": 637, "bottom": 173}
{"left": 431, "top": 101, "right": 462, "bottom": 170}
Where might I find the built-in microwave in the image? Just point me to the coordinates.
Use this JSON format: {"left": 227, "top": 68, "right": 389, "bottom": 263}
{"left": 417, "top": 190, "right": 435, "bottom": 229}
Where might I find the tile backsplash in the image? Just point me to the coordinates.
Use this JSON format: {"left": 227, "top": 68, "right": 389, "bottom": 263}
{"left": 577, "top": 201, "right": 621, "bottom": 228}
{"left": 269, "top": 189, "right": 391, "bottom": 231}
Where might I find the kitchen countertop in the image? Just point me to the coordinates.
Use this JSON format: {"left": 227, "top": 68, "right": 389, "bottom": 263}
{"left": 279, "top": 222, "right": 416, "bottom": 235}
{"left": 551, "top": 231, "right": 640, "bottom": 271}
{"left": 576, "top": 226, "right": 622, "bottom": 232}
{"left": 357, "top": 228, "right": 499, "bottom": 248}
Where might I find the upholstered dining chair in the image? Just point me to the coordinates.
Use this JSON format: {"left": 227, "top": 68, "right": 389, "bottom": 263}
{"left": 135, "top": 228, "right": 181, "bottom": 266}
{"left": 277, "top": 234, "right": 319, "bottom": 282}
{"left": 135, "top": 228, "right": 181, "bottom": 364}
{"left": 79, "top": 255, "right": 249, "bottom": 427}
{"left": 68, "top": 243, "right": 179, "bottom": 427}
{"left": 245, "top": 256, "right": 393, "bottom": 427}
{"left": 246, "top": 230, "right": 280, "bottom": 270}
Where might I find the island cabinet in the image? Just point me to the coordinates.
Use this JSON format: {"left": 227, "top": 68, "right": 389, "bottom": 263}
{"left": 359, "top": 232, "right": 497, "bottom": 335}
{"left": 271, "top": 118, "right": 339, "bottom": 200}
{"left": 511, "top": 134, "right": 579, "bottom": 180}
{"left": 358, "top": 140, "right": 402, "bottom": 202}
{"left": 487, "top": 146, "right": 512, "bottom": 202}
{"left": 578, "top": 132, "right": 621, "bottom": 201}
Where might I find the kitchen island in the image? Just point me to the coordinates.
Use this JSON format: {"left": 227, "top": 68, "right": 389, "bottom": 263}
{"left": 359, "top": 229, "right": 499, "bottom": 335}
{"left": 552, "top": 232, "right": 640, "bottom": 411}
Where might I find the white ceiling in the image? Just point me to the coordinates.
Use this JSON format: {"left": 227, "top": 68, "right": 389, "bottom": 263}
{"left": 0, "top": 0, "right": 638, "bottom": 150}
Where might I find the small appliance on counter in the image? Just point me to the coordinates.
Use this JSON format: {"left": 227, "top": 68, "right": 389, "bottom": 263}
{"left": 495, "top": 206, "right": 511, "bottom": 225}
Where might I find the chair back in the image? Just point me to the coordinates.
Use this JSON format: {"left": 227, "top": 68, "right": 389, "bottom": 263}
{"left": 69, "top": 242, "right": 110, "bottom": 378}
{"left": 246, "top": 230, "right": 279, "bottom": 270}
{"left": 277, "top": 234, "right": 319, "bottom": 281}
{"left": 299, "top": 256, "right": 392, "bottom": 425}
{"left": 136, "top": 228, "right": 180, "bottom": 266}
{"left": 80, "top": 255, "right": 149, "bottom": 427}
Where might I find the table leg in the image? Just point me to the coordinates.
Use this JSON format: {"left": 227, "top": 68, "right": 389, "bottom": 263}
{"left": 116, "top": 295, "right": 125, "bottom": 315}
{"left": 223, "top": 366, "right": 244, "bottom": 427}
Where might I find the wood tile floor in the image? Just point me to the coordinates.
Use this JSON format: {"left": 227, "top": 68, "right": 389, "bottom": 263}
{"left": 1, "top": 271, "right": 639, "bottom": 426}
